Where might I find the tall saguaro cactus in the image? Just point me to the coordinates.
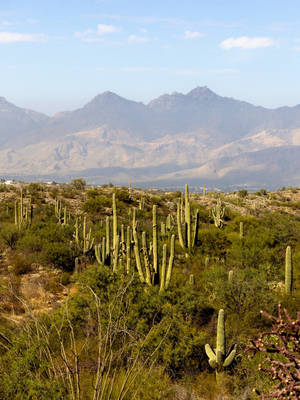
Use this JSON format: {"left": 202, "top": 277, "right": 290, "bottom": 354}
{"left": 285, "top": 246, "right": 293, "bottom": 295}
{"left": 176, "top": 184, "right": 199, "bottom": 251}
{"left": 211, "top": 198, "right": 225, "bottom": 228}
{"left": 185, "top": 184, "right": 191, "bottom": 249}
{"left": 205, "top": 309, "right": 237, "bottom": 379}
{"left": 153, "top": 205, "right": 158, "bottom": 275}
{"left": 112, "top": 193, "right": 118, "bottom": 249}
{"left": 14, "top": 188, "right": 32, "bottom": 229}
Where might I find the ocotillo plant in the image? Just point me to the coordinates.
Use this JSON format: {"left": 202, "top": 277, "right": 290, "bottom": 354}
{"left": 211, "top": 197, "right": 225, "bottom": 228}
{"left": 285, "top": 246, "right": 293, "bottom": 295}
{"left": 205, "top": 309, "right": 237, "bottom": 378}
{"left": 176, "top": 184, "right": 200, "bottom": 250}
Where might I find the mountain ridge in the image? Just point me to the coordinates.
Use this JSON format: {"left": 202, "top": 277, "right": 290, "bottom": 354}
{"left": 1, "top": 87, "right": 300, "bottom": 188}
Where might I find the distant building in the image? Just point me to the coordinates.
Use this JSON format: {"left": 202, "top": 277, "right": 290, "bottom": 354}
{"left": 45, "top": 181, "right": 57, "bottom": 185}
{"left": 4, "top": 180, "right": 13, "bottom": 185}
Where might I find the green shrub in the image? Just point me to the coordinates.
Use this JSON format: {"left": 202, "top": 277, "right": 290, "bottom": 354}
{"left": 238, "top": 189, "right": 248, "bottom": 198}
{"left": 42, "top": 242, "right": 74, "bottom": 271}
{"left": 9, "top": 254, "right": 33, "bottom": 275}
{"left": 70, "top": 178, "right": 86, "bottom": 190}
{"left": 0, "top": 224, "right": 21, "bottom": 249}
{"left": 82, "top": 195, "right": 111, "bottom": 214}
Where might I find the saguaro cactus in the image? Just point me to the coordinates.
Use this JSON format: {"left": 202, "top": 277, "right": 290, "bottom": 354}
{"left": 14, "top": 188, "right": 32, "bottom": 229}
{"left": 112, "top": 193, "right": 118, "bottom": 249}
{"left": 211, "top": 198, "right": 225, "bottom": 228}
{"left": 153, "top": 205, "right": 158, "bottom": 275}
{"left": 239, "top": 221, "right": 244, "bottom": 239}
{"left": 176, "top": 184, "right": 199, "bottom": 250}
{"left": 205, "top": 309, "right": 237, "bottom": 378}
{"left": 285, "top": 246, "right": 293, "bottom": 295}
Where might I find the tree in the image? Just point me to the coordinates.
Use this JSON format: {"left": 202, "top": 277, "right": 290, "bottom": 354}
{"left": 71, "top": 178, "right": 86, "bottom": 190}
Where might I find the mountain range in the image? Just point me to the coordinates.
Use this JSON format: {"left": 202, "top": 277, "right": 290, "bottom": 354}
{"left": 1, "top": 87, "right": 300, "bottom": 190}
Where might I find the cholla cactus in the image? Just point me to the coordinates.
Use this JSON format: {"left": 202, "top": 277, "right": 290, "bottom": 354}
{"left": 247, "top": 304, "right": 300, "bottom": 399}
{"left": 205, "top": 309, "right": 237, "bottom": 376}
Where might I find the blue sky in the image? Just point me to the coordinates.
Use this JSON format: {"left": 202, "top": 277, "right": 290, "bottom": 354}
{"left": 1, "top": 0, "right": 300, "bottom": 115}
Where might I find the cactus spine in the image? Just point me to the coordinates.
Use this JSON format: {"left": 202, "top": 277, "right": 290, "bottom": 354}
{"left": 285, "top": 246, "right": 293, "bottom": 295}
{"left": 205, "top": 309, "right": 237, "bottom": 377}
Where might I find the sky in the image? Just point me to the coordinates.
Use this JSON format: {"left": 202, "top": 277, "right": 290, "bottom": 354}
{"left": 1, "top": 0, "right": 300, "bottom": 115}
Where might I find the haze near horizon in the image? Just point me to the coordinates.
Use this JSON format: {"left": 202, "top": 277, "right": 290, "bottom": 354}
{"left": 1, "top": 0, "right": 300, "bottom": 114}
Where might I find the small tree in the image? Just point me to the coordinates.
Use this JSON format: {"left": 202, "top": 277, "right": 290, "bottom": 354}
{"left": 71, "top": 178, "right": 86, "bottom": 190}
{"left": 247, "top": 304, "right": 300, "bottom": 399}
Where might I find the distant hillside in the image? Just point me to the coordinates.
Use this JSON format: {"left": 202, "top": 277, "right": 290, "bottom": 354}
{"left": 1, "top": 87, "right": 300, "bottom": 188}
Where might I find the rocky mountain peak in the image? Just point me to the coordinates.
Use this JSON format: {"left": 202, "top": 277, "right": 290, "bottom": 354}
{"left": 187, "top": 86, "right": 218, "bottom": 100}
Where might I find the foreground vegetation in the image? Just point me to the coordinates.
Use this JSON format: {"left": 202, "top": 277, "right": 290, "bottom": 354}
{"left": 0, "top": 180, "right": 299, "bottom": 399}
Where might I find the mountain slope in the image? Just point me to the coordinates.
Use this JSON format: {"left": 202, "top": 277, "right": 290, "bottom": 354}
{"left": 0, "top": 97, "right": 49, "bottom": 147}
{"left": 1, "top": 87, "right": 300, "bottom": 188}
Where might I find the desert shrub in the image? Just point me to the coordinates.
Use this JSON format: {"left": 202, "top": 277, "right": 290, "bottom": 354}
{"left": 255, "top": 188, "right": 267, "bottom": 196}
{"left": 49, "top": 187, "right": 59, "bottom": 199}
{"left": 0, "top": 184, "right": 9, "bottom": 192}
{"left": 238, "top": 189, "right": 248, "bottom": 198}
{"left": 0, "top": 330, "right": 67, "bottom": 400}
{"left": 149, "top": 195, "right": 162, "bottom": 206}
{"left": 86, "top": 188, "right": 99, "bottom": 198}
{"left": 115, "top": 189, "right": 132, "bottom": 204}
{"left": 8, "top": 253, "right": 33, "bottom": 275}
{"left": 197, "top": 227, "right": 230, "bottom": 258}
{"left": 60, "top": 184, "right": 77, "bottom": 198}
{"left": 82, "top": 195, "right": 111, "bottom": 215}
{"left": 17, "top": 231, "right": 44, "bottom": 254}
{"left": 203, "top": 266, "right": 276, "bottom": 335}
{"left": 70, "top": 178, "right": 86, "bottom": 190}
{"left": 26, "top": 182, "right": 44, "bottom": 195}
{"left": 76, "top": 265, "right": 213, "bottom": 377}
{"left": 42, "top": 242, "right": 74, "bottom": 271}
{"left": 29, "top": 222, "right": 74, "bottom": 244}
{"left": 226, "top": 231, "right": 274, "bottom": 269}
{"left": 0, "top": 224, "right": 22, "bottom": 249}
